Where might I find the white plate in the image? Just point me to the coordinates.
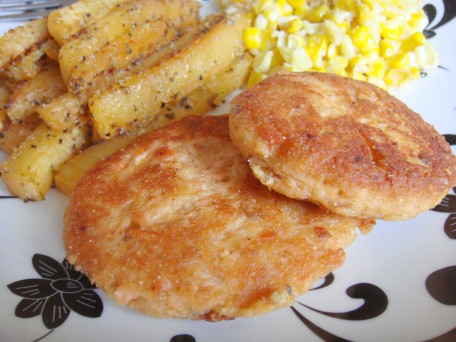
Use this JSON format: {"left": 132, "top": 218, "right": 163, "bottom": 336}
{"left": 1, "top": 1, "right": 455, "bottom": 341}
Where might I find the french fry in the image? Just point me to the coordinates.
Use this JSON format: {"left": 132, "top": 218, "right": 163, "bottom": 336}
{"left": 89, "top": 12, "right": 248, "bottom": 138}
{"left": 36, "top": 93, "right": 88, "bottom": 133}
{"left": 41, "top": 39, "right": 60, "bottom": 61}
{"left": 47, "top": 0, "right": 130, "bottom": 45}
{"left": 146, "top": 52, "right": 252, "bottom": 130}
{"left": 38, "top": 28, "right": 199, "bottom": 133}
{"left": 0, "top": 18, "right": 50, "bottom": 69}
{"left": 0, "top": 123, "right": 88, "bottom": 201}
{"left": 5, "top": 62, "right": 67, "bottom": 122}
{"left": 59, "top": 0, "right": 195, "bottom": 83}
{"left": 0, "top": 80, "right": 12, "bottom": 131}
{"left": 0, "top": 114, "right": 42, "bottom": 154}
{"left": 54, "top": 134, "right": 136, "bottom": 195}
{"left": 67, "top": 0, "right": 200, "bottom": 97}
{"left": 0, "top": 39, "right": 61, "bottom": 81}
{"left": 205, "top": 52, "right": 253, "bottom": 106}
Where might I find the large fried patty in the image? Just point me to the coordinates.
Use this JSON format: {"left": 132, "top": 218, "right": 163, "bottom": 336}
{"left": 64, "top": 115, "right": 373, "bottom": 321}
{"left": 229, "top": 72, "right": 456, "bottom": 220}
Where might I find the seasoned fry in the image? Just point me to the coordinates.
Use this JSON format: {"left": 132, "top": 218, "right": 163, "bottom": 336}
{"left": 146, "top": 52, "right": 252, "bottom": 130}
{"left": 41, "top": 39, "right": 60, "bottom": 61}
{"left": 205, "top": 52, "right": 253, "bottom": 106}
{"left": 0, "top": 123, "right": 88, "bottom": 201}
{"left": 36, "top": 93, "right": 88, "bottom": 133}
{"left": 59, "top": 0, "right": 195, "bottom": 83}
{"left": 0, "top": 39, "right": 61, "bottom": 81}
{"left": 47, "top": 0, "right": 130, "bottom": 45}
{"left": 0, "top": 114, "right": 42, "bottom": 154}
{"left": 39, "top": 28, "right": 199, "bottom": 133}
{"left": 89, "top": 12, "right": 248, "bottom": 138}
{"left": 67, "top": 0, "right": 199, "bottom": 97}
{"left": 0, "top": 81, "right": 12, "bottom": 131}
{"left": 5, "top": 62, "right": 66, "bottom": 122}
{"left": 54, "top": 135, "right": 135, "bottom": 196}
{"left": 0, "top": 0, "right": 254, "bottom": 200}
{"left": 0, "top": 18, "right": 50, "bottom": 69}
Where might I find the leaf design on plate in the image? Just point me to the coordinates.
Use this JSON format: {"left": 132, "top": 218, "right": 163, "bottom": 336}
{"left": 170, "top": 334, "right": 197, "bottom": 342}
{"left": 291, "top": 306, "right": 353, "bottom": 342}
{"left": 15, "top": 298, "right": 46, "bottom": 318}
{"left": 443, "top": 134, "right": 456, "bottom": 145}
{"left": 7, "top": 278, "right": 54, "bottom": 299}
{"left": 299, "top": 283, "right": 388, "bottom": 320}
{"left": 432, "top": 194, "right": 456, "bottom": 213}
{"left": 444, "top": 213, "right": 456, "bottom": 239}
{"left": 8, "top": 253, "right": 103, "bottom": 331}
{"left": 424, "top": 0, "right": 456, "bottom": 38}
{"left": 310, "top": 273, "right": 334, "bottom": 291}
{"left": 62, "top": 290, "right": 103, "bottom": 317}
{"left": 41, "top": 293, "right": 71, "bottom": 329}
{"left": 32, "top": 254, "right": 68, "bottom": 280}
{"left": 62, "top": 258, "right": 96, "bottom": 289}
{"left": 426, "top": 266, "right": 456, "bottom": 305}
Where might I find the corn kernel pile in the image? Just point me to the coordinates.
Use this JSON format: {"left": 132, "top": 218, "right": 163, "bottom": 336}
{"left": 238, "top": 0, "right": 438, "bottom": 89}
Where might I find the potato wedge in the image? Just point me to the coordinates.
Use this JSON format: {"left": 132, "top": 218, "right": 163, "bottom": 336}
{"left": 0, "top": 39, "right": 61, "bottom": 81}
{"left": 5, "top": 62, "right": 67, "bottom": 122}
{"left": 59, "top": 0, "right": 195, "bottom": 83}
{"left": 0, "top": 123, "right": 88, "bottom": 201}
{"left": 0, "top": 80, "right": 12, "bottom": 131}
{"left": 0, "top": 114, "right": 42, "bottom": 154}
{"left": 146, "top": 52, "right": 252, "bottom": 130}
{"left": 67, "top": 0, "right": 199, "bottom": 97}
{"left": 36, "top": 93, "right": 88, "bottom": 133}
{"left": 0, "top": 18, "right": 50, "bottom": 69}
{"left": 89, "top": 12, "right": 248, "bottom": 138}
{"left": 47, "top": 0, "right": 130, "bottom": 45}
{"left": 54, "top": 134, "right": 135, "bottom": 196}
{"left": 37, "top": 27, "right": 199, "bottom": 133}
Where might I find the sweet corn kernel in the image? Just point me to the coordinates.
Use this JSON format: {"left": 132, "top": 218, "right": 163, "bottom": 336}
{"left": 380, "top": 39, "right": 397, "bottom": 58}
{"left": 408, "top": 11, "right": 425, "bottom": 30}
{"left": 351, "top": 26, "right": 377, "bottom": 53}
{"left": 283, "top": 18, "right": 303, "bottom": 33}
{"left": 388, "top": 53, "right": 409, "bottom": 68}
{"left": 307, "top": 5, "right": 329, "bottom": 23}
{"left": 369, "top": 58, "right": 386, "bottom": 78}
{"left": 243, "top": 27, "right": 262, "bottom": 49}
{"left": 237, "top": 0, "right": 437, "bottom": 89}
{"left": 248, "top": 70, "right": 266, "bottom": 87}
{"left": 411, "top": 31, "right": 426, "bottom": 45}
{"left": 305, "top": 34, "right": 328, "bottom": 62}
{"left": 288, "top": 0, "right": 304, "bottom": 9}
{"left": 380, "top": 22, "right": 403, "bottom": 40}
{"left": 335, "top": 0, "right": 356, "bottom": 11}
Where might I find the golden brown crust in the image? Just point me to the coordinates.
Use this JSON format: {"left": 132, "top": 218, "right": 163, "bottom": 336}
{"left": 229, "top": 72, "right": 456, "bottom": 220}
{"left": 64, "top": 115, "right": 373, "bottom": 320}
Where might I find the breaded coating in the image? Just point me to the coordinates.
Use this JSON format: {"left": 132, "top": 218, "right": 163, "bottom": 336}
{"left": 64, "top": 115, "right": 374, "bottom": 321}
{"left": 229, "top": 72, "right": 456, "bottom": 220}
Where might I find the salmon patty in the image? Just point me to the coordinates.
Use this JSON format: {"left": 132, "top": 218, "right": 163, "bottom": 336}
{"left": 64, "top": 115, "right": 374, "bottom": 321}
{"left": 229, "top": 72, "right": 456, "bottom": 220}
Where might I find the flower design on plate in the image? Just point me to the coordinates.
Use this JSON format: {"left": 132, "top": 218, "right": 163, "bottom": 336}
{"left": 7, "top": 253, "right": 103, "bottom": 330}
{"left": 291, "top": 273, "right": 388, "bottom": 341}
{"left": 423, "top": 0, "right": 456, "bottom": 39}
{"left": 431, "top": 135, "right": 456, "bottom": 239}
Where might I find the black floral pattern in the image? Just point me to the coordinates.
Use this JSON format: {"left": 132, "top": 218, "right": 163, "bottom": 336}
{"left": 7, "top": 254, "right": 103, "bottom": 330}
{"left": 291, "top": 273, "right": 388, "bottom": 341}
{"left": 424, "top": 0, "right": 456, "bottom": 38}
{"left": 431, "top": 135, "right": 456, "bottom": 239}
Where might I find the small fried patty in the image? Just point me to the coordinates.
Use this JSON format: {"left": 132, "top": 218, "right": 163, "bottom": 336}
{"left": 64, "top": 115, "right": 373, "bottom": 321}
{"left": 229, "top": 72, "right": 456, "bottom": 220}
